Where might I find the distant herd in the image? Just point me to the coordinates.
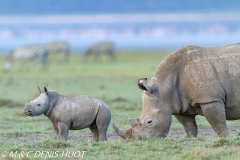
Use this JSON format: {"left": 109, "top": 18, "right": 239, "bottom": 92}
{"left": 3, "top": 41, "right": 115, "bottom": 72}
{"left": 5, "top": 42, "right": 240, "bottom": 141}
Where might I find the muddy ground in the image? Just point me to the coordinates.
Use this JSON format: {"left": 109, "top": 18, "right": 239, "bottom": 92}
{"left": 11, "top": 125, "right": 240, "bottom": 143}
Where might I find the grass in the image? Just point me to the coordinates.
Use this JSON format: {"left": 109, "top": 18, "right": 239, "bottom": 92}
{"left": 0, "top": 51, "right": 240, "bottom": 159}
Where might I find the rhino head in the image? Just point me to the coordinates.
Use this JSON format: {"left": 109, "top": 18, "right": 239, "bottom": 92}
{"left": 24, "top": 85, "right": 50, "bottom": 117}
{"left": 113, "top": 78, "right": 173, "bottom": 139}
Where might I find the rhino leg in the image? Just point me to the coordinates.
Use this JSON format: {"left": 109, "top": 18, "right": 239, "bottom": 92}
{"left": 174, "top": 115, "right": 198, "bottom": 137}
{"left": 201, "top": 101, "right": 229, "bottom": 137}
{"left": 57, "top": 122, "right": 69, "bottom": 140}
{"left": 95, "top": 104, "right": 111, "bottom": 141}
{"left": 51, "top": 121, "right": 59, "bottom": 138}
{"left": 89, "top": 126, "right": 99, "bottom": 141}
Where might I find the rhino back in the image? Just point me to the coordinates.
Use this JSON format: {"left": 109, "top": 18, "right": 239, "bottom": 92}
{"left": 52, "top": 95, "right": 100, "bottom": 129}
{"left": 176, "top": 43, "right": 240, "bottom": 110}
{"left": 150, "top": 43, "right": 240, "bottom": 112}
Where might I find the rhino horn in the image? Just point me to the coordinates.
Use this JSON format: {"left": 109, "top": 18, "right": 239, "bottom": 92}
{"left": 138, "top": 78, "right": 153, "bottom": 93}
{"left": 112, "top": 123, "right": 132, "bottom": 139}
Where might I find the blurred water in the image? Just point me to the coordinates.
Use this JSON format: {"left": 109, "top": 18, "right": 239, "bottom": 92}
{"left": 0, "top": 13, "right": 239, "bottom": 54}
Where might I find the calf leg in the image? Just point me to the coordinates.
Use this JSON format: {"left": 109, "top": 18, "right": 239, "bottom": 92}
{"left": 57, "top": 121, "right": 69, "bottom": 140}
{"left": 96, "top": 105, "right": 111, "bottom": 141}
{"left": 51, "top": 121, "right": 59, "bottom": 138}
{"left": 201, "top": 101, "right": 229, "bottom": 137}
{"left": 89, "top": 126, "right": 99, "bottom": 142}
{"left": 174, "top": 115, "right": 198, "bottom": 137}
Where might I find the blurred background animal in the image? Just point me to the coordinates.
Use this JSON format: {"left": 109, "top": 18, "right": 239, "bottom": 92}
{"left": 45, "top": 41, "right": 70, "bottom": 62}
{"left": 83, "top": 41, "right": 115, "bottom": 62}
{"left": 4, "top": 44, "right": 49, "bottom": 71}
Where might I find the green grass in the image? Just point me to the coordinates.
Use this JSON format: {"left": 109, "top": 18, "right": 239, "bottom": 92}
{"left": 0, "top": 51, "right": 240, "bottom": 160}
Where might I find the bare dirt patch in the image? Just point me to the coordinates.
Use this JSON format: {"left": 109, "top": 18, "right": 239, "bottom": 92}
{"left": 68, "top": 132, "right": 122, "bottom": 141}
{"left": 7, "top": 132, "right": 122, "bottom": 143}
{"left": 7, "top": 125, "right": 240, "bottom": 143}
{"left": 111, "top": 96, "right": 127, "bottom": 102}
{"left": 169, "top": 125, "right": 240, "bottom": 138}
{"left": 0, "top": 98, "right": 23, "bottom": 108}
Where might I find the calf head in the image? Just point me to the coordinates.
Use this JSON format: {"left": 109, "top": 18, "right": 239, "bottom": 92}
{"left": 24, "top": 85, "right": 50, "bottom": 116}
{"left": 113, "top": 78, "right": 173, "bottom": 139}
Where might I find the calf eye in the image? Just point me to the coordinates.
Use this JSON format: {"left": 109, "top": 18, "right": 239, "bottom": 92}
{"left": 37, "top": 104, "right": 41, "bottom": 106}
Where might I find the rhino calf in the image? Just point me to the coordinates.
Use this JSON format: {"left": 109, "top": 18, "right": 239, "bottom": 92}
{"left": 24, "top": 85, "right": 111, "bottom": 141}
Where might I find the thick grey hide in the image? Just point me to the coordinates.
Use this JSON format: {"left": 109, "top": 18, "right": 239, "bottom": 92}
{"left": 113, "top": 42, "right": 240, "bottom": 139}
{"left": 24, "top": 86, "right": 111, "bottom": 141}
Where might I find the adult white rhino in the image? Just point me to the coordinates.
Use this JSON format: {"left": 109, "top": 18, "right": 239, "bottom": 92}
{"left": 113, "top": 42, "right": 240, "bottom": 139}
{"left": 24, "top": 85, "right": 111, "bottom": 141}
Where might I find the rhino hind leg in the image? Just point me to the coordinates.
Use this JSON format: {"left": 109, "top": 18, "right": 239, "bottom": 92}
{"left": 174, "top": 115, "right": 198, "bottom": 137}
{"left": 201, "top": 101, "right": 230, "bottom": 137}
{"left": 89, "top": 125, "right": 99, "bottom": 141}
{"left": 95, "top": 103, "right": 111, "bottom": 141}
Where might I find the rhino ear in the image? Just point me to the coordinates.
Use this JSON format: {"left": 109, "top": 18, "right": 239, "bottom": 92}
{"left": 130, "top": 118, "right": 140, "bottom": 127}
{"left": 37, "top": 85, "right": 44, "bottom": 94}
{"left": 138, "top": 78, "right": 154, "bottom": 93}
{"left": 44, "top": 85, "right": 49, "bottom": 96}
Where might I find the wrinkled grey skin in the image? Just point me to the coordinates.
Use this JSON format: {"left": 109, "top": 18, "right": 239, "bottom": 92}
{"left": 113, "top": 42, "right": 240, "bottom": 139}
{"left": 24, "top": 85, "right": 111, "bottom": 141}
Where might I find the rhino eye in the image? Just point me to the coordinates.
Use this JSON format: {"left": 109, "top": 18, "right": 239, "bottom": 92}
{"left": 147, "top": 120, "right": 152, "bottom": 124}
{"left": 37, "top": 104, "right": 41, "bottom": 106}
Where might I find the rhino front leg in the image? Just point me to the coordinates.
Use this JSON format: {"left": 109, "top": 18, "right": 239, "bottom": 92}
{"left": 51, "top": 121, "right": 59, "bottom": 139}
{"left": 174, "top": 115, "right": 198, "bottom": 137}
{"left": 201, "top": 101, "right": 229, "bottom": 137}
{"left": 57, "top": 121, "right": 69, "bottom": 140}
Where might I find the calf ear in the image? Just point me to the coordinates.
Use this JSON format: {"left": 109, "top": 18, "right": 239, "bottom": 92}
{"left": 130, "top": 118, "right": 140, "bottom": 127}
{"left": 44, "top": 85, "right": 49, "bottom": 96}
{"left": 37, "top": 85, "right": 44, "bottom": 94}
{"left": 138, "top": 78, "right": 153, "bottom": 93}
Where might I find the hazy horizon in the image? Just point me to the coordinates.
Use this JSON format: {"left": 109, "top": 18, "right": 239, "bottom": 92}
{"left": 0, "top": 0, "right": 240, "bottom": 53}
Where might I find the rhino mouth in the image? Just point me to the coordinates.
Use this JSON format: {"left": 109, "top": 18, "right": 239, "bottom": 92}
{"left": 24, "top": 109, "right": 33, "bottom": 116}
